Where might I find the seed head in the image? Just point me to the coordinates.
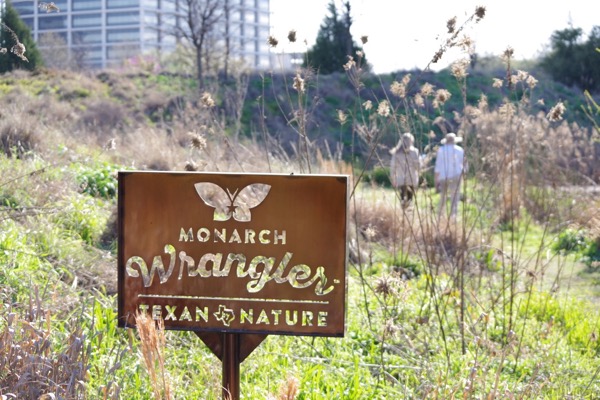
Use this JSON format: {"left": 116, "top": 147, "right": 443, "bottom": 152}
{"left": 451, "top": 58, "right": 469, "bottom": 79}
{"left": 39, "top": 2, "right": 60, "bottom": 12}
{"left": 377, "top": 99, "right": 391, "bottom": 117}
{"left": 287, "top": 30, "right": 296, "bottom": 43}
{"left": 267, "top": 35, "right": 278, "bottom": 48}
{"left": 526, "top": 75, "right": 538, "bottom": 89}
{"left": 420, "top": 82, "right": 434, "bottom": 97}
{"left": 292, "top": 73, "right": 305, "bottom": 94}
{"left": 433, "top": 89, "right": 451, "bottom": 108}
{"left": 502, "top": 47, "right": 514, "bottom": 62}
{"left": 336, "top": 109, "right": 347, "bottom": 125}
{"left": 11, "top": 42, "right": 28, "bottom": 62}
{"left": 447, "top": 17, "right": 457, "bottom": 33}
{"left": 343, "top": 56, "right": 356, "bottom": 71}
{"left": 200, "top": 92, "right": 215, "bottom": 108}
{"left": 492, "top": 78, "right": 503, "bottom": 88}
{"left": 475, "top": 6, "right": 486, "bottom": 21}
{"left": 414, "top": 93, "right": 425, "bottom": 108}
{"left": 184, "top": 160, "right": 198, "bottom": 171}
{"left": 547, "top": 101, "right": 566, "bottom": 122}
{"left": 362, "top": 100, "right": 372, "bottom": 111}
{"left": 189, "top": 132, "right": 207, "bottom": 150}
{"left": 390, "top": 81, "right": 406, "bottom": 98}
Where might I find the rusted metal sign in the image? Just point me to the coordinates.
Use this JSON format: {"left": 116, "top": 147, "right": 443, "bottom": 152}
{"left": 118, "top": 171, "right": 348, "bottom": 337}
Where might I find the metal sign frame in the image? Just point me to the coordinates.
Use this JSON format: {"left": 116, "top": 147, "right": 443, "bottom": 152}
{"left": 117, "top": 171, "right": 349, "bottom": 399}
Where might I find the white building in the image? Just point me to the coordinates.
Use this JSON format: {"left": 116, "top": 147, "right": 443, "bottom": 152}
{"left": 12, "top": 0, "right": 272, "bottom": 70}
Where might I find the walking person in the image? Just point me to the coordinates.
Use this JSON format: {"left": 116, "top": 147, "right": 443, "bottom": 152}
{"left": 390, "top": 132, "right": 420, "bottom": 208}
{"left": 434, "top": 133, "right": 464, "bottom": 219}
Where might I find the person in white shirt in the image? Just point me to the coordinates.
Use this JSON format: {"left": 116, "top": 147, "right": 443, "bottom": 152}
{"left": 434, "top": 133, "right": 464, "bottom": 218}
{"left": 390, "top": 132, "right": 420, "bottom": 208}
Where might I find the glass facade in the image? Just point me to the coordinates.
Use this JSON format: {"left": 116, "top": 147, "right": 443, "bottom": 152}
{"left": 72, "top": 13, "right": 102, "bottom": 28}
{"left": 12, "top": 0, "right": 272, "bottom": 70}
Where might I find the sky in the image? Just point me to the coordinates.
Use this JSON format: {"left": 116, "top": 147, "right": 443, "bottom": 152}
{"left": 270, "top": 0, "right": 598, "bottom": 74}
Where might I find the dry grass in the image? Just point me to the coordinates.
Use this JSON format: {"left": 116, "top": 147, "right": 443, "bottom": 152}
{"left": 0, "top": 289, "right": 89, "bottom": 399}
{"left": 135, "top": 312, "right": 172, "bottom": 400}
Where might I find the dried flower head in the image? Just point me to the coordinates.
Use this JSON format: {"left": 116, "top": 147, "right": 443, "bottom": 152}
{"left": 384, "top": 319, "right": 399, "bottom": 337}
{"left": 267, "top": 35, "right": 278, "bottom": 48}
{"left": 420, "top": 82, "right": 434, "bottom": 97}
{"left": 184, "top": 160, "right": 198, "bottom": 171}
{"left": 200, "top": 92, "right": 215, "bottom": 107}
{"left": 189, "top": 132, "right": 207, "bottom": 150}
{"left": 414, "top": 93, "right": 425, "bottom": 108}
{"left": 390, "top": 80, "right": 406, "bottom": 98}
{"left": 492, "top": 78, "right": 503, "bottom": 88}
{"left": 337, "top": 109, "right": 347, "bottom": 125}
{"left": 364, "top": 225, "right": 377, "bottom": 240}
{"left": 433, "top": 89, "right": 451, "bottom": 108}
{"left": 11, "top": 42, "right": 28, "bottom": 62}
{"left": 356, "top": 50, "right": 364, "bottom": 59}
{"left": 343, "top": 56, "right": 356, "bottom": 71}
{"left": 0, "top": 48, "right": 6, "bottom": 54}
{"left": 447, "top": 17, "right": 457, "bottom": 33}
{"left": 451, "top": 58, "right": 469, "bottom": 79}
{"left": 39, "top": 2, "right": 60, "bottom": 12}
{"left": 287, "top": 30, "right": 296, "bottom": 43}
{"left": 377, "top": 99, "right": 391, "bottom": 117}
{"left": 502, "top": 47, "right": 514, "bottom": 62}
{"left": 431, "top": 49, "right": 444, "bottom": 64}
{"left": 475, "top": 6, "right": 486, "bottom": 21}
{"left": 547, "top": 101, "right": 566, "bottom": 122}
{"left": 526, "top": 75, "right": 538, "bottom": 89}
{"left": 362, "top": 100, "right": 373, "bottom": 111}
{"left": 292, "top": 73, "right": 305, "bottom": 93}
{"left": 374, "top": 274, "right": 398, "bottom": 297}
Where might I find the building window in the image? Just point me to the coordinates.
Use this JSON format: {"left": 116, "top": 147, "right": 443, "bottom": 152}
{"left": 72, "top": 0, "right": 101, "bottom": 11}
{"left": 39, "top": 31, "right": 68, "bottom": 43}
{"left": 72, "top": 14, "right": 102, "bottom": 28}
{"left": 143, "top": 11, "right": 159, "bottom": 26}
{"left": 78, "top": 46, "right": 103, "bottom": 59}
{"left": 107, "top": 0, "right": 139, "bottom": 8}
{"left": 51, "top": 0, "right": 69, "bottom": 12}
{"left": 107, "top": 28, "right": 140, "bottom": 42}
{"left": 12, "top": 1, "right": 35, "bottom": 15}
{"left": 39, "top": 15, "right": 68, "bottom": 30}
{"left": 258, "top": 10, "right": 269, "bottom": 24}
{"left": 141, "top": 0, "right": 158, "bottom": 7}
{"left": 107, "top": 12, "right": 140, "bottom": 25}
{"left": 72, "top": 30, "right": 102, "bottom": 44}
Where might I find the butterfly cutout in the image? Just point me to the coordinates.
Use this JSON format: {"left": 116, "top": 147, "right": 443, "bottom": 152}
{"left": 194, "top": 182, "right": 271, "bottom": 222}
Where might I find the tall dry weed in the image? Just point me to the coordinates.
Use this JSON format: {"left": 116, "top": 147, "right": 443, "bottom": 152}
{"left": 134, "top": 312, "right": 172, "bottom": 400}
{"left": 0, "top": 289, "right": 89, "bottom": 399}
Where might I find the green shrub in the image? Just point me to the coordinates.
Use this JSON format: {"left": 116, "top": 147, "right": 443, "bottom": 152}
{"left": 76, "top": 162, "right": 119, "bottom": 199}
{"left": 552, "top": 228, "right": 589, "bottom": 254}
{"left": 364, "top": 166, "right": 391, "bottom": 187}
{"left": 582, "top": 240, "right": 600, "bottom": 270}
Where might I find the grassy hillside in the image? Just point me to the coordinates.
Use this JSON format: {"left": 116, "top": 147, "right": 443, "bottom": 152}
{"left": 1, "top": 61, "right": 600, "bottom": 399}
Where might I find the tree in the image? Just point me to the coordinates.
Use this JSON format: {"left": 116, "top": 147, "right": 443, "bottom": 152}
{"left": 0, "top": 1, "right": 43, "bottom": 72}
{"left": 540, "top": 26, "right": 600, "bottom": 93}
{"left": 304, "top": 1, "right": 366, "bottom": 74}
{"left": 177, "top": 0, "right": 222, "bottom": 88}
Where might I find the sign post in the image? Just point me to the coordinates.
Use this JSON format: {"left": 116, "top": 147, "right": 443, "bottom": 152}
{"left": 118, "top": 172, "right": 348, "bottom": 399}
